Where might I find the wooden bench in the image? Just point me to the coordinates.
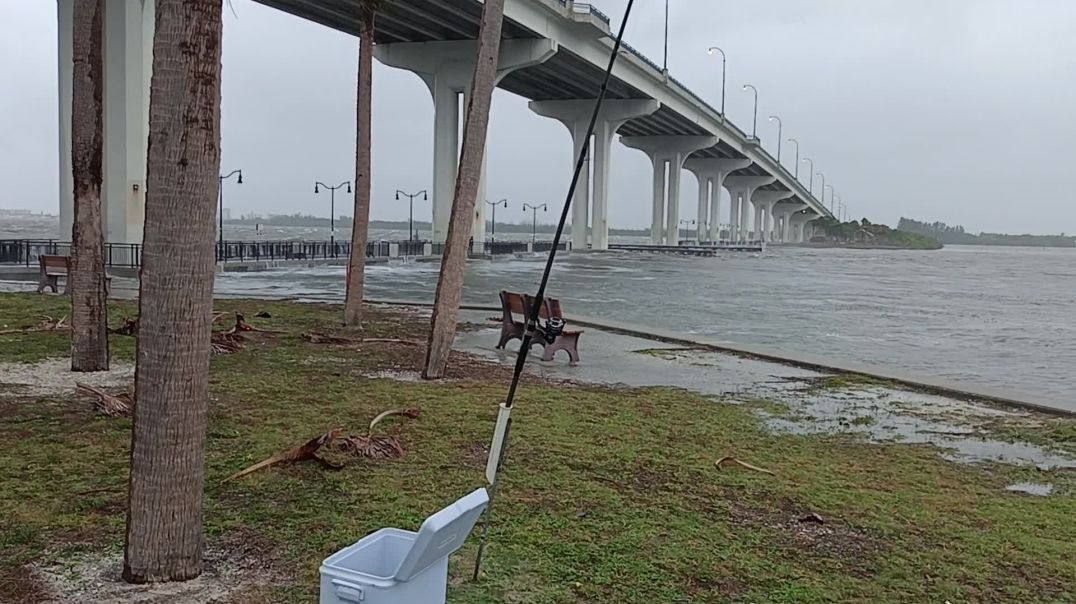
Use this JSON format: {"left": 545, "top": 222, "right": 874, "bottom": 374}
{"left": 37, "top": 254, "right": 112, "bottom": 295}
{"left": 37, "top": 255, "right": 70, "bottom": 294}
{"left": 495, "top": 290, "right": 583, "bottom": 363}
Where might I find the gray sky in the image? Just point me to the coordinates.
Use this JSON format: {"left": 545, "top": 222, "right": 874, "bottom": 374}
{"left": 2, "top": 0, "right": 1074, "bottom": 233}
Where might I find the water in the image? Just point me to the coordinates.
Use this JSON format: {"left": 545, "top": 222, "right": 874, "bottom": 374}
{"left": 215, "top": 242, "right": 1076, "bottom": 400}
{"left": 6, "top": 217, "right": 1075, "bottom": 399}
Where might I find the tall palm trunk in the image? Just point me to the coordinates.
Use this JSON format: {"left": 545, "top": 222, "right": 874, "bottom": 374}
{"left": 123, "top": 0, "right": 223, "bottom": 583}
{"left": 423, "top": 0, "right": 506, "bottom": 378}
{"left": 70, "top": 0, "right": 108, "bottom": 372}
{"left": 344, "top": 3, "right": 377, "bottom": 327}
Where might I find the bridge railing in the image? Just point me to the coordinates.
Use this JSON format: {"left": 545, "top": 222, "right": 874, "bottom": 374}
{"left": 568, "top": 2, "right": 611, "bottom": 24}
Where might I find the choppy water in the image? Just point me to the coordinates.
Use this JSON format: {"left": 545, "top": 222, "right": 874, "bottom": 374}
{"left": 214, "top": 242, "right": 1076, "bottom": 401}
{"left": 7, "top": 218, "right": 1074, "bottom": 400}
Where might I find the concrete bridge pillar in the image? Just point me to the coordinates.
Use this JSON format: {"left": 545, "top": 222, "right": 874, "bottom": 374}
{"left": 803, "top": 214, "right": 822, "bottom": 242}
{"left": 530, "top": 99, "right": 659, "bottom": 250}
{"left": 788, "top": 212, "right": 822, "bottom": 243}
{"left": 58, "top": 0, "right": 154, "bottom": 244}
{"left": 750, "top": 190, "right": 795, "bottom": 242}
{"left": 771, "top": 202, "right": 806, "bottom": 243}
{"left": 375, "top": 39, "right": 557, "bottom": 245}
{"left": 620, "top": 136, "right": 717, "bottom": 245}
{"left": 683, "top": 158, "right": 750, "bottom": 243}
{"left": 723, "top": 175, "right": 774, "bottom": 242}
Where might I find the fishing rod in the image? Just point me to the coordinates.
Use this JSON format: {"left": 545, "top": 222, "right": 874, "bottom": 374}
{"left": 473, "top": 0, "right": 639, "bottom": 580}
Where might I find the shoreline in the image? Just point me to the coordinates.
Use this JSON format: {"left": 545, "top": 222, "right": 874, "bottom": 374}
{"left": 2, "top": 277, "right": 1070, "bottom": 417}
{"left": 367, "top": 297, "right": 1076, "bottom": 418}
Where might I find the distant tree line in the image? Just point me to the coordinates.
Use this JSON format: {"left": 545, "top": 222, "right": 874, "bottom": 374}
{"left": 897, "top": 218, "right": 1075, "bottom": 247}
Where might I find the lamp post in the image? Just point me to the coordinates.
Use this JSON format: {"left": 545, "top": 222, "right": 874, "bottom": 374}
{"left": 485, "top": 198, "right": 508, "bottom": 242}
{"left": 706, "top": 47, "right": 726, "bottom": 115}
{"left": 395, "top": 189, "right": 428, "bottom": 242}
{"left": 802, "top": 157, "right": 814, "bottom": 194}
{"left": 663, "top": 0, "right": 669, "bottom": 72}
{"left": 218, "top": 169, "right": 242, "bottom": 262}
{"left": 522, "top": 203, "right": 547, "bottom": 244}
{"left": 787, "top": 138, "right": 800, "bottom": 179}
{"left": 314, "top": 180, "right": 351, "bottom": 253}
{"left": 819, "top": 179, "right": 831, "bottom": 214}
{"left": 679, "top": 219, "right": 695, "bottom": 244}
{"left": 742, "top": 84, "right": 759, "bottom": 139}
{"left": 768, "top": 115, "right": 782, "bottom": 162}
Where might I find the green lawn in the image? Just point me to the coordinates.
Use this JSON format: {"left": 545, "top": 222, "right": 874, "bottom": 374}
{"left": 0, "top": 293, "right": 1073, "bottom": 603}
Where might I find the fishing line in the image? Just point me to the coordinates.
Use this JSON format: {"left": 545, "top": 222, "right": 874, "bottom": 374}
{"left": 473, "top": 0, "right": 639, "bottom": 580}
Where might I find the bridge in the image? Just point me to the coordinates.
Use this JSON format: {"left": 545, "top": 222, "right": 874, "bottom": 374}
{"left": 55, "top": 0, "right": 833, "bottom": 252}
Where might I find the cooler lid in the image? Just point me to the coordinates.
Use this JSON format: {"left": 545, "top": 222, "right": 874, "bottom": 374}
{"left": 393, "top": 488, "right": 489, "bottom": 582}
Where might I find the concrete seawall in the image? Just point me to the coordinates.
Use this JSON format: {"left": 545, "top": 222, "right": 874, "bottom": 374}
{"left": 369, "top": 297, "right": 1075, "bottom": 418}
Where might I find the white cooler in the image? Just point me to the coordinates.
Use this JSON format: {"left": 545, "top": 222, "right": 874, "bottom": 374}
{"left": 319, "top": 488, "right": 489, "bottom": 604}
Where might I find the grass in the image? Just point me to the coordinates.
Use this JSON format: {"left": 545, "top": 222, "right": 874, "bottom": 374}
{"left": 1, "top": 292, "right": 1075, "bottom": 602}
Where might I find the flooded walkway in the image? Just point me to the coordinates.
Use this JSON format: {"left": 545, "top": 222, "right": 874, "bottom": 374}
{"left": 454, "top": 312, "right": 1076, "bottom": 474}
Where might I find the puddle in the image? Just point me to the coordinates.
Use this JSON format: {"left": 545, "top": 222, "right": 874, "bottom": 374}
{"left": 452, "top": 313, "right": 1076, "bottom": 471}
{"left": 452, "top": 317, "right": 825, "bottom": 396}
{"left": 1005, "top": 482, "right": 1054, "bottom": 496}
{"left": 761, "top": 385, "right": 1076, "bottom": 469}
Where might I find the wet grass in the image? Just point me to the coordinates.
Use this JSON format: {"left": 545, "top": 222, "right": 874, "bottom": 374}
{"left": 1, "top": 293, "right": 1075, "bottom": 603}
{"left": 811, "top": 373, "right": 893, "bottom": 391}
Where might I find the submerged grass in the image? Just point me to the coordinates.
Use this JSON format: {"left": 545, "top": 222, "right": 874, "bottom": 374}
{"left": 1, "top": 293, "right": 1074, "bottom": 603}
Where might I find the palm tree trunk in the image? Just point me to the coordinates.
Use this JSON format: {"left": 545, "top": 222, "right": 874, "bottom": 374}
{"left": 70, "top": 0, "right": 108, "bottom": 372}
{"left": 123, "top": 0, "right": 223, "bottom": 583}
{"left": 423, "top": 0, "right": 506, "bottom": 379}
{"left": 344, "top": 4, "right": 376, "bottom": 327}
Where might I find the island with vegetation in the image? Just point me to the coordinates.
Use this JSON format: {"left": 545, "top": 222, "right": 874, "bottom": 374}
{"left": 898, "top": 218, "right": 1076, "bottom": 248}
{"left": 808, "top": 217, "right": 944, "bottom": 250}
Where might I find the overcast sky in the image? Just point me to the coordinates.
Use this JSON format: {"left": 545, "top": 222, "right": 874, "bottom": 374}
{"left": 2, "top": 0, "right": 1074, "bottom": 233}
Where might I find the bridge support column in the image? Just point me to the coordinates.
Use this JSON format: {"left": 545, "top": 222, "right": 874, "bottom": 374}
{"left": 620, "top": 135, "right": 717, "bottom": 245}
{"left": 772, "top": 202, "right": 806, "bottom": 243}
{"left": 58, "top": 0, "right": 74, "bottom": 241}
{"left": 788, "top": 212, "right": 822, "bottom": 242}
{"left": 751, "top": 190, "right": 795, "bottom": 242}
{"left": 375, "top": 39, "right": 557, "bottom": 245}
{"left": 58, "top": 0, "right": 154, "bottom": 244}
{"left": 803, "top": 215, "right": 822, "bottom": 242}
{"left": 723, "top": 175, "right": 774, "bottom": 243}
{"left": 530, "top": 99, "right": 658, "bottom": 250}
{"left": 683, "top": 158, "right": 750, "bottom": 243}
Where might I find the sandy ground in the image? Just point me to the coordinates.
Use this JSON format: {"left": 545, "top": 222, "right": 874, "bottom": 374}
{"left": 0, "top": 358, "right": 134, "bottom": 398}
{"left": 31, "top": 540, "right": 287, "bottom": 603}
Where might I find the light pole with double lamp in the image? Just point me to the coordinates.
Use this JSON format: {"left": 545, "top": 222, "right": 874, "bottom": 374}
{"left": 522, "top": 203, "right": 547, "bottom": 243}
{"left": 314, "top": 180, "right": 351, "bottom": 253}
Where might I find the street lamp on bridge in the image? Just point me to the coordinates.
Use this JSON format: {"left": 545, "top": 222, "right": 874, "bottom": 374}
{"left": 485, "top": 198, "right": 508, "bottom": 242}
{"left": 218, "top": 169, "right": 243, "bottom": 262}
{"left": 706, "top": 46, "right": 727, "bottom": 115}
{"left": 787, "top": 138, "right": 800, "bottom": 179}
{"left": 314, "top": 180, "right": 351, "bottom": 251}
{"left": 822, "top": 181, "right": 833, "bottom": 215}
{"left": 522, "top": 203, "right": 547, "bottom": 243}
{"left": 663, "top": 0, "right": 670, "bottom": 72}
{"left": 768, "top": 115, "right": 782, "bottom": 162}
{"left": 742, "top": 84, "right": 759, "bottom": 140}
{"left": 395, "top": 189, "right": 428, "bottom": 242}
{"left": 802, "top": 157, "right": 814, "bottom": 194}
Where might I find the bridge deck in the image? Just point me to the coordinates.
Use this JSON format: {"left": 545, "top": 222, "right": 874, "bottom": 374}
{"left": 252, "top": 0, "right": 832, "bottom": 214}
